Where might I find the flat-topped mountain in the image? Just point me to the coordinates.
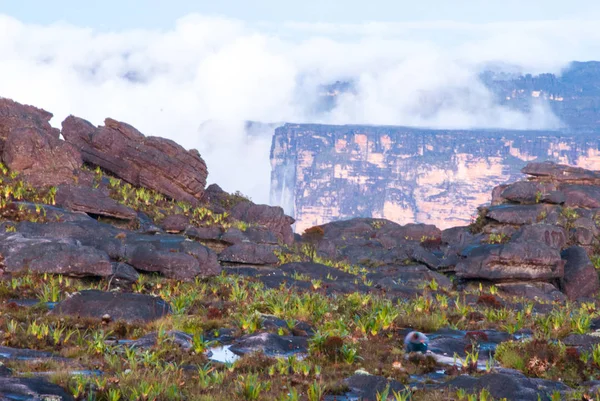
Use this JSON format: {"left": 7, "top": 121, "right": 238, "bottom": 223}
{"left": 271, "top": 123, "right": 600, "bottom": 232}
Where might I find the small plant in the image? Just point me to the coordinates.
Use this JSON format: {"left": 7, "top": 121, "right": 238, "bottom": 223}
{"left": 307, "top": 380, "right": 325, "bottom": 401}
{"left": 486, "top": 232, "right": 508, "bottom": 244}
{"left": 235, "top": 373, "right": 270, "bottom": 401}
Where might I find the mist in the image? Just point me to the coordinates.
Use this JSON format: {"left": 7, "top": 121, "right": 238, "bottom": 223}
{"left": 1, "top": 13, "right": 599, "bottom": 204}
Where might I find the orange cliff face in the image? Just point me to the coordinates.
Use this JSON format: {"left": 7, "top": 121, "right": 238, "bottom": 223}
{"left": 270, "top": 124, "right": 600, "bottom": 232}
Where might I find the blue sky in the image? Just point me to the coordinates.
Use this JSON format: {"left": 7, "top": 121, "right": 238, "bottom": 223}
{"left": 2, "top": 0, "right": 599, "bottom": 30}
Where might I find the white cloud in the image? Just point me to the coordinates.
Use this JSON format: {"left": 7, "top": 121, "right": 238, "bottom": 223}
{"left": 0, "top": 13, "right": 597, "bottom": 203}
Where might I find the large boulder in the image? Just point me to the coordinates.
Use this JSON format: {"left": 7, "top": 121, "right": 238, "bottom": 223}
{"left": 446, "top": 368, "right": 571, "bottom": 401}
{"left": 511, "top": 224, "right": 567, "bottom": 249}
{"left": 0, "top": 377, "right": 74, "bottom": 401}
{"left": 14, "top": 220, "right": 221, "bottom": 280}
{"left": 343, "top": 374, "right": 407, "bottom": 401}
{"left": 0, "top": 98, "right": 59, "bottom": 150}
{"left": 126, "top": 235, "right": 220, "bottom": 280}
{"left": 0, "top": 99, "right": 81, "bottom": 187}
{"left": 561, "top": 184, "right": 600, "bottom": 209}
{"left": 0, "top": 233, "right": 113, "bottom": 277}
{"left": 455, "top": 241, "right": 565, "bottom": 281}
{"left": 52, "top": 290, "right": 171, "bottom": 323}
{"left": 61, "top": 116, "right": 207, "bottom": 204}
{"left": 522, "top": 161, "right": 600, "bottom": 185}
{"left": 486, "top": 204, "right": 556, "bottom": 225}
{"left": 230, "top": 201, "right": 295, "bottom": 245}
{"left": 218, "top": 242, "right": 279, "bottom": 265}
{"left": 496, "top": 282, "right": 566, "bottom": 302}
{"left": 560, "top": 246, "right": 600, "bottom": 300}
{"left": 55, "top": 184, "right": 137, "bottom": 220}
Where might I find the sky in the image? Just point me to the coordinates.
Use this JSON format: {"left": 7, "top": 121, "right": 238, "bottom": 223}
{"left": 1, "top": 1, "right": 600, "bottom": 205}
{"left": 3, "top": 0, "right": 600, "bottom": 29}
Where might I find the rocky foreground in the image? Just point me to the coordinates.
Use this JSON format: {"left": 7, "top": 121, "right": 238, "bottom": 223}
{"left": 0, "top": 97, "right": 600, "bottom": 400}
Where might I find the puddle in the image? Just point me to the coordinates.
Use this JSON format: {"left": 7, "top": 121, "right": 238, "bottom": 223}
{"left": 324, "top": 394, "right": 360, "bottom": 401}
{"left": 7, "top": 300, "right": 57, "bottom": 310}
{"left": 430, "top": 352, "right": 490, "bottom": 371}
{"left": 207, "top": 346, "right": 240, "bottom": 364}
{"left": 20, "top": 369, "right": 102, "bottom": 377}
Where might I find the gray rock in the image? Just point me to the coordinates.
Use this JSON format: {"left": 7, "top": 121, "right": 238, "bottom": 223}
{"left": 51, "top": 290, "right": 171, "bottom": 323}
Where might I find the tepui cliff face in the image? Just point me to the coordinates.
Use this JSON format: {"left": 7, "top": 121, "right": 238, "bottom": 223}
{"left": 270, "top": 123, "right": 600, "bottom": 232}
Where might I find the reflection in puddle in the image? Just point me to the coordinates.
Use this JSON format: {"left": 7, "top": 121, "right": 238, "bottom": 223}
{"left": 207, "top": 346, "right": 240, "bottom": 364}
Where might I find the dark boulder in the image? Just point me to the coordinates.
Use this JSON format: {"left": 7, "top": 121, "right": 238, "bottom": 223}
{"left": 221, "top": 227, "right": 279, "bottom": 245}
{"left": 486, "top": 204, "right": 556, "bottom": 225}
{"left": 499, "top": 181, "right": 550, "bottom": 204}
{"left": 159, "top": 214, "right": 190, "bottom": 233}
{"left": 61, "top": 116, "right": 207, "bottom": 204}
{"left": 110, "top": 262, "right": 140, "bottom": 284}
{"left": 218, "top": 243, "right": 279, "bottom": 265}
{"left": 52, "top": 290, "right": 170, "bottom": 323}
{"left": 560, "top": 246, "right": 600, "bottom": 300}
{"left": 561, "top": 184, "right": 600, "bottom": 209}
{"left": 0, "top": 376, "right": 74, "bottom": 401}
{"left": 125, "top": 235, "right": 221, "bottom": 280}
{"left": 229, "top": 332, "right": 308, "bottom": 356}
{"left": 55, "top": 184, "right": 137, "bottom": 220}
{"left": 344, "top": 374, "right": 407, "bottom": 401}
{"left": 14, "top": 220, "right": 221, "bottom": 280}
{"left": 279, "top": 262, "right": 357, "bottom": 282}
{"left": 230, "top": 202, "right": 294, "bottom": 245}
{"left": 511, "top": 224, "right": 567, "bottom": 249}
{"left": 455, "top": 241, "right": 565, "bottom": 281}
{"left": 0, "top": 233, "right": 113, "bottom": 277}
{"left": 522, "top": 161, "right": 600, "bottom": 185}
{"left": 366, "top": 264, "right": 452, "bottom": 290}
{"left": 446, "top": 368, "right": 571, "bottom": 401}
{"left": 496, "top": 282, "right": 566, "bottom": 302}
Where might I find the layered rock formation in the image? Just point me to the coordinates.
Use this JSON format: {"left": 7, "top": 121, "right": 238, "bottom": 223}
{"left": 271, "top": 124, "right": 600, "bottom": 232}
{"left": 62, "top": 116, "right": 208, "bottom": 204}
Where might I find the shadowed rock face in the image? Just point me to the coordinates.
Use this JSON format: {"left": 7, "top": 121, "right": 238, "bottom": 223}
{"left": 61, "top": 116, "right": 208, "bottom": 204}
{"left": 270, "top": 124, "right": 600, "bottom": 232}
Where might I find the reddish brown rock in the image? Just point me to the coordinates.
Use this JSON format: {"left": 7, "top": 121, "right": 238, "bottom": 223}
{"left": 561, "top": 184, "right": 600, "bottom": 209}
{"left": 61, "top": 116, "right": 207, "bottom": 204}
{"left": 522, "top": 161, "right": 600, "bottom": 185}
{"left": 511, "top": 225, "right": 567, "bottom": 249}
{"left": 159, "top": 214, "right": 190, "bottom": 233}
{"left": 0, "top": 99, "right": 81, "bottom": 187}
{"left": 230, "top": 201, "right": 295, "bottom": 245}
{"left": 486, "top": 204, "right": 557, "bottom": 225}
{"left": 218, "top": 242, "right": 280, "bottom": 265}
{"left": 0, "top": 98, "right": 59, "bottom": 150}
{"left": 455, "top": 241, "right": 565, "bottom": 281}
{"left": 55, "top": 184, "right": 137, "bottom": 220}
{"left": 560, "top": 246, "right": 600, "bottom": 300}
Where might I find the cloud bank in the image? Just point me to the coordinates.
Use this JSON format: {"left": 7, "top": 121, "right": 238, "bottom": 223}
{"left": 1, "top": 14, "right": 600, "bottom": 203}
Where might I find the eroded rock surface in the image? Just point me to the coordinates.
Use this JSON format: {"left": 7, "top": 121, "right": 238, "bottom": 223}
{"left": 62, "top": 116, "right": 207, "bottom": 204}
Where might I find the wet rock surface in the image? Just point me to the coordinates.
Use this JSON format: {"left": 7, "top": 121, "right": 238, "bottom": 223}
{"left": 0, "top": 376, "right": 75, "bottom": 401}
{"left": 229, "top": 332, "right": 308, "bottom": 357}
